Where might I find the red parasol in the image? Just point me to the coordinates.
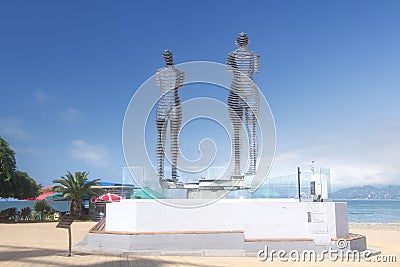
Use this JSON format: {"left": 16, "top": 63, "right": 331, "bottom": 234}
{"left": 91, "top": 193, "right": 122, "bottom": 203}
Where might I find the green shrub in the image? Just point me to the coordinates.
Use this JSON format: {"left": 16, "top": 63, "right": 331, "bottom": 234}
{"left": 33, "top": 200, "right": 50, "bottom": 221}
{"left": 21, "top": 207, "right": 31, "bottom": 221}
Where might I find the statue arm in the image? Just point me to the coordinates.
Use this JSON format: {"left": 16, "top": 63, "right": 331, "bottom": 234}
{"left": 227, "top": 52, "right": 236, "bottom": 72}
{"left": 154, "top": 69, "right": 161, "bottom": 87}
{"left": 254, "top": 53, "right": 260, "bottom": 73}
{"left": 179, "top": 70, "right": 185, "bottom": 88}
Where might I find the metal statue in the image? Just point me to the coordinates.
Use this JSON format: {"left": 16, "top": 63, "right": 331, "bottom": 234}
{"left": 155, "top": 50, "right": 185, "bottom": 182}
{"left": 227, "top": 33, "right": 260, "bottom": 176}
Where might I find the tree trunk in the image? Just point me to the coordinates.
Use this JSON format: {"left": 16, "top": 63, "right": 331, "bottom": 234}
{"left": 70, "top": 200, "right": 80, "bottom": 216}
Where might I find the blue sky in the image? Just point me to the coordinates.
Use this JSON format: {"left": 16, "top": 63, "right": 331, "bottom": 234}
{"left": 0, "top": 0, "right": 399, "bottom": 189}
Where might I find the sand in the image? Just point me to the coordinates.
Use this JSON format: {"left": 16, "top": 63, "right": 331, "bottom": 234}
{"left": 0, "top": 221, "right": 399, "bottom": 266}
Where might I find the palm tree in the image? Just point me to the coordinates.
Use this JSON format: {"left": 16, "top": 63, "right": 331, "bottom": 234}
{"left": 21, "top": 207, "right": 31, "bottom": 221}
{"left": 33, "top": 200, "right": 50, "bottom": 221}
{"left": 52, "top": 171, "right": 104, "bottom": 216}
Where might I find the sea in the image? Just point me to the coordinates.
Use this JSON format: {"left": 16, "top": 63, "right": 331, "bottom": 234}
{"left": 335, "top": 199, "right": 400, "bottom": 223}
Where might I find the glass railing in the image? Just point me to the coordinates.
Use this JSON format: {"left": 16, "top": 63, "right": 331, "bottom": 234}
{"left": 121, "top": 166, "right": 331, "bottom": 200}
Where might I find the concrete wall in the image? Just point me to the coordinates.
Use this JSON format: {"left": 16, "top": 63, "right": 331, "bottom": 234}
{"left": 334, "top": 202, "right": 349, "bottom": 237}
{"left": 106, "top": 199, "right": 348, "bottom": 242}
{"left": 304, "top": 202, "right": 349, "bottom": 247}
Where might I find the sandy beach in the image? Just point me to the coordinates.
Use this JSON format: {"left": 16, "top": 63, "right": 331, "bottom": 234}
{"left": 0, "top": 222, "right": 399, "bottom": 266}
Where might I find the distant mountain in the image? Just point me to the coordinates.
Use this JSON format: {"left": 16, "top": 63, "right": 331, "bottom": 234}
{"left": 332, "top": 185, "right": 400, "bottom": 200}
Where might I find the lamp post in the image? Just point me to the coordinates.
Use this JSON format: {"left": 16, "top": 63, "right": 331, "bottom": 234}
{"left": 297, "top": 167, "right": 301, "bottom": 202}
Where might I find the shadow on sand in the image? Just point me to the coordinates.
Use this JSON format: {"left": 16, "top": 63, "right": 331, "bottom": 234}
{"left": 0, "top": 244, "right": 216, "bottom": 267}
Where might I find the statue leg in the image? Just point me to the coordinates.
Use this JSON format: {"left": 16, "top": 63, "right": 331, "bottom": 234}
{"left": 245, "top": 107, "right": 258, "bottom": 175}
{"left": 156, "top": 117, "right": 168, "bottom": 181}
{"left": 170, "top": 104, "right": 182, "bottom": 181}
{"left": 228, "top": 91, "right": 243, "bottom": 176}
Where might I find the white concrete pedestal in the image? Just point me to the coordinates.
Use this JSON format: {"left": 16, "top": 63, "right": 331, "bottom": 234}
{"left": 76, "top": 199, "right": 368, "bottom": 256}
{"left": 106, "top": 199, "right": 348, "bottom": 240}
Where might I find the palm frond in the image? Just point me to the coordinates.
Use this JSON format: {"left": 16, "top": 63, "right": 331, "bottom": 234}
{"left": 52, "top": 171, "right": 105, "bottom": 208}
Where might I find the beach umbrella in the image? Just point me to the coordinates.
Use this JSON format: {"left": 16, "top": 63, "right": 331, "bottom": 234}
{"left": 131, "top": 187, "right": 167, "bottom": 199}
{"left": 45, "top": 192, "right": 64, "bottom": 201}
{"left": 98, "top": 193, "right": 122, "bottom": 202}
{"left": 36, "top": 192, "right": 57, "bottom": 200}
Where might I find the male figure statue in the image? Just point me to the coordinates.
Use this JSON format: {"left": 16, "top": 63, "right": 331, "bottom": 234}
{"left": 227, "top": 33, "right": 260, "bottom": 176}
{"left": 155, "top": 50, "right": 185, "bottom": 182}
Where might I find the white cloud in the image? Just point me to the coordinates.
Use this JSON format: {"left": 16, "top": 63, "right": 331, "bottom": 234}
{"left": 269, "top": 119, "right": 400, "bottom": 189}
{"left": 69, "top": 140, "right": 110, "bottom": 167}
{"left": 0, "top": 117, "right": 29, "bottom": 141}
{"left": 33, "top": 90, "right": 51, "bottom": 103}
{"left": 60, "top": 108, "right": 80, "bottom": 123}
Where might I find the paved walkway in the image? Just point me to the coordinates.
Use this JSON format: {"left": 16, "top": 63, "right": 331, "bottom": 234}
{"left": 0, "top": 222, "right": 399, "bottom": 266}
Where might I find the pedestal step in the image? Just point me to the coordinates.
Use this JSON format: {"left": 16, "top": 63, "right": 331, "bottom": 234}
{"left": 76, "top": 230, "right": 246, "bottom": 255}
{"left": 245, "top": 238, "right": 316, "bottom": 256}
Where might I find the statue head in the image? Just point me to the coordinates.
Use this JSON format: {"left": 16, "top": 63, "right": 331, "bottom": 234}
{"left": 235, "top": 32, "right": 249, "bottom": 48}
{"left": 162, "top": 50, "right": 174, "bottom": 66}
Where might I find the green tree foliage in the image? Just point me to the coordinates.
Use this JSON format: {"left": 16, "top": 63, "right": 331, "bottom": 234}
{"left": 53, "top": 171, "right": 104, "bottom": 216}
{"left": 0, "top": 137, "right": 41, "bottom": 198}
{"left": 0, "top": 137, "right": 17, "bottom": 198}
{"left": 21, "top": 207, "right": 32, "bottom": 221}
{"left": 13, "top": 171, "right": 42, "bottom": 199}
{"left": 7, "top": 208, "right": 16, "bottom": 221}
{"left": 33, "top": 200, "right": 50, "bottom": 221}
